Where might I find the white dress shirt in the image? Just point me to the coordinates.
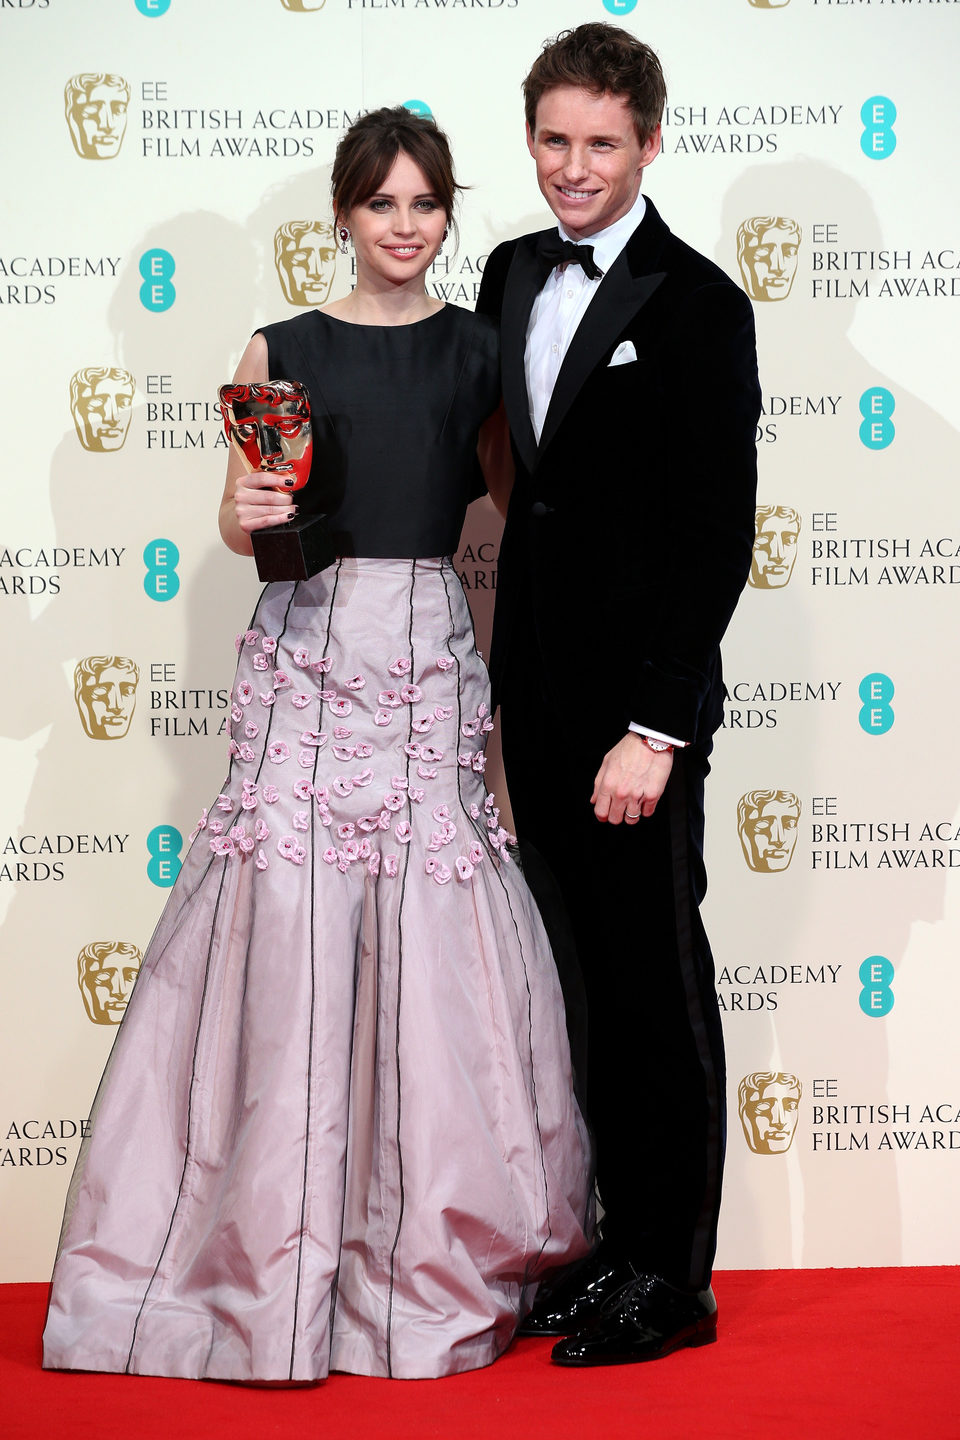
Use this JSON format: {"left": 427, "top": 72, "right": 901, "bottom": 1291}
{"left": 523, "top": 190, "right": 686, "bottom": 749}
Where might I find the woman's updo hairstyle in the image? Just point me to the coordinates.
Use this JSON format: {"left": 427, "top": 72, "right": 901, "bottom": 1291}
{"left": 331, "top": 106, "right": 461, "bottom": 236}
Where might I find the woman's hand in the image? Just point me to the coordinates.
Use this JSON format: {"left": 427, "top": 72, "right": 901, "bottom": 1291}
{"left": 231, "top": 469, "right": 298, "bottom": 536}
{"left": 219, "top": 332, "right": 282, "bottom": 557}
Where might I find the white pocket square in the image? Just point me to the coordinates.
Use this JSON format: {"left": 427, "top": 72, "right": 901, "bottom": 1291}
{"left": 608, "top": 341, "right": 637, "bottom": 367}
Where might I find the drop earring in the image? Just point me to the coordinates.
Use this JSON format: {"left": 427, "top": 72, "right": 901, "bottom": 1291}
{"left": 438, "top": 228, "right": 448, "bottom": 257}
{"left": 338, "top": 227, "right": 350, "bottom": 255}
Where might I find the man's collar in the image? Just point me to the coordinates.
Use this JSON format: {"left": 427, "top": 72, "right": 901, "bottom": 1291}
{"left": 557, "top": 190, "right": 647, "bottom": 275}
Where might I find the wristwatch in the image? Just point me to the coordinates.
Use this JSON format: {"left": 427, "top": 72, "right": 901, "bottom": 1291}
{"left": 640, "top": 735, "right": 674, "bottom": 753}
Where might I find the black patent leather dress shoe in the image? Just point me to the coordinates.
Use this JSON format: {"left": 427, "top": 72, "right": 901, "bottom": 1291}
{"left": 551, "top": 1274, "right": 717, "bottom": 1366}
{"left": 517, "top": 1243, "right": 639, "bottom": 1337}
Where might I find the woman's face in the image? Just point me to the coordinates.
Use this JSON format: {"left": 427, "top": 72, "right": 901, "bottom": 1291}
{"left": 344, "top": 150, "right": 448, "bottom": 292}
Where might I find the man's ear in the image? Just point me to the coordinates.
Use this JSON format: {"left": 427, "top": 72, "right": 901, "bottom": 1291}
{"left": 638, "top": 122, "right": 662, "bottom": 173}
{"left": 526, "top": 121, "right": 536, "bottom": 160}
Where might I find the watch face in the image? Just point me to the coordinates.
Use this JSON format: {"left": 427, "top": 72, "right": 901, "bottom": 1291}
{"left": 644, "top": 737, "right": 671, "bottom": 751}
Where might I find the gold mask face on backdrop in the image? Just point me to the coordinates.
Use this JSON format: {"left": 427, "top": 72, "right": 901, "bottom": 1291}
{"left": 749, "top": 506, "right": 801, "bottom": 589}
{"left": 737, "top": 216, "right": 802, "bottom": 302}
{"left": 64, "top": 73, "right": 130, "bottom": 159}
{"left": 274, "top": 221, "right": 338, "bottom": 306}
{"left": 77, "top": 942, "right": 143, "bottom": 1025}
{"left": 738, "top": 790, "right": 801, "bottom": 873}
{"left": 73, "top": 657, "right": 140, "bottom": 741}
{"left": 69, "top": 368, "right": 135, "bottom": 452}
{"left": 738, "top": 1072, "right": 802, "bottom": 1154}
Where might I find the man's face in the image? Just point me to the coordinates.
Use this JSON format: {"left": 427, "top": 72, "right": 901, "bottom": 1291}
{"left": 279, "top": 227, "right": 337, "bottom": 306}
{"left": 527, "top": 86, "right": 660, "bottom": 241}
{"left": 744, "top": 1082, "right": 800, "bottom": 1153}
{"left": 81, "top": 665, "right": 138, "bottom": 739}
{"left": 81, "top": 952, "right": 140, "bottom": 1024}
{"left": 74, "top": 375, "right": 134, "bottom": 451}
{"left": 742, "top": 797, "right": 800, "bottom": 872}
{"left": 70, "top": 81, "right": 128, "bottom": 159}
{"left": 745, "top": 224, "right": 799, "bottom": 301}
{"left": 751, "top": 515, "right": 800, "bottom": 588}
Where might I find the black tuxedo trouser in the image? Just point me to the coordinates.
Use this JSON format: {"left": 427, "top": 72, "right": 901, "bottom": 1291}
{"left": 499, "top": 663, "right": 726, "bottom": 1294}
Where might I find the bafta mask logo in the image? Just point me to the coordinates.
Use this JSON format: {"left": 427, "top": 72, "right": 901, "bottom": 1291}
{"left": 64, "top": 73, "right": 130, "bottom": 160}
{"left": 77, "top": 941, "right": 142, "bottom": 1025}
{"left": 749, "top": 506, "right": 801, "bottom": 589}
{"left": 748, "top": 1, "right": 791, "bottom": 8}
{"left": 70, "top": 367, "right": 135, "bottom": 452}
{"left": 739, "top": 1072, "right": 802, "bottom": 1154}
{"left": 74, "top": 656, "right": 140, "bottom": 740}
{"left": 275, "top": 221, "right": 338, "bottom": 306}
{"left": 738, "top": 790, "right": 801, "bottom": 873}
{"left": 737, "top": 216, "right": 802, "bottom": 302}
{"left": 280, "top": 0, "right": 327, "bottom": 8}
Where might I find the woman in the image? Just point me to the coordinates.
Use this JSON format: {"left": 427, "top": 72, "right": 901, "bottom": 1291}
{"left": 43, "top": 107, "right": 591, "bottom": 1385}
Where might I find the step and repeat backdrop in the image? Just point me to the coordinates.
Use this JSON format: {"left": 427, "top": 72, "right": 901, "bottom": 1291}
{"left": 2, "top": 0, "right": 958, "bottom": 1281}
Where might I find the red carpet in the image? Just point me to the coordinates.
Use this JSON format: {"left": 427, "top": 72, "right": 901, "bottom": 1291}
{"left": 4, "top": 1270, "right": 959, "bottom": 1440}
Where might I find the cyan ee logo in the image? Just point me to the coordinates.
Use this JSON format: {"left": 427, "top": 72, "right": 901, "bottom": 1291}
{"left": 139, "top": 249, "right": 176, "bottom": 311}
{"left": 860, "top": 96, "right": 897, "bottom": 160}
{"left": 859, "top": 955, "right": 894, "bottom": 1017}
{"left": 402, "top": 100, "right": 433, "bottom": 119}
{"left": 603, "top": 0, "right": 638, "bottom": 13}
{"left": 858, "top": 672, "right": 894, "bottom": 735}
{"left": 136, "top": 0, "right": 171, "bottom": 14}
{"left": 147, "top": 825, "right": 182, "bottom": 887}
{"left": 143, "top": 539, "right": 180, "bottom": 601}
{"left": 859, "top": 388, "right": 895, "bottom": 449}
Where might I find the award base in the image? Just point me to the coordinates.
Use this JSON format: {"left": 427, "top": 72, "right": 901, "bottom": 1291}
{"left": 252, "top": 514, "right": 336, "bottom": 583}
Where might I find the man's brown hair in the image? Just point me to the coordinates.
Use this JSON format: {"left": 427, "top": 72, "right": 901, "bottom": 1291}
{"left": 523, "top": 23, "right": 666, "bottom": 145}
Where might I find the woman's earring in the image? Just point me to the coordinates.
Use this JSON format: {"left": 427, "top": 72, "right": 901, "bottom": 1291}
{"left": 338, "top": 227, "right": 350, "bottom": 255}
{"left": 438, "top": 228, "right": 448, "bottom": 257}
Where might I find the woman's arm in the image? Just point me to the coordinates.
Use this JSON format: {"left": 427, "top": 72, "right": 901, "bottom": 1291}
{"left": 477, "top": 399, "right": 514, "bottom": 518}
{"left": 218, "top": 333, "right": 299, "bottom": 556}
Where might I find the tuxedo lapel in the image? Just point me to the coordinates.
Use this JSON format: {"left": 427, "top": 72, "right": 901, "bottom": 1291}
{"left": 536, "top": 199, "right": 670, "bottom": 459}
{"left": 499, "top": 233, "right": 544, "bottom": 476}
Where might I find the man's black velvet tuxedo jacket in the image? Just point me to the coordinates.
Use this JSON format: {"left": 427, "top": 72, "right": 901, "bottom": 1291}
{"left": 476, "top": 198, "right": 761, "bottom": 749}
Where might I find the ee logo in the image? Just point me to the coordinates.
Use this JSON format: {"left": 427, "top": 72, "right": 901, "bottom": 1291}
{"left": 602, "top": 0, "right": 638, "bottom": 12}
{"left": 860, "top": 96, "right": 896, "bottom": 160}
{"left": 858, "top": 673, "right": 894, "bottom": 735}
{"left": 147, "top": 825, "right": 182, "bottom": 887}
{"left": 402, "top": 100, "right": 433, "bottom": 118}
{"left": 140, "top": 249, "right": 176, "bottom": 311}
{"left": 859, "top": 956, "right": 894, "bottom": 1017}
{"left": 144, "top": 539, "right": 180, "bottom": 601}
{"left": 136, "top": 0, "right": 171, "bottom": 12}
{"left": 859, "top": 388, "right": 895, "bottom": 449}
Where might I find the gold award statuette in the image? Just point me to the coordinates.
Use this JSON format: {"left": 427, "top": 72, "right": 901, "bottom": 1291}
{"left": 218, "top": 380, "right": 335, "bottom": 582}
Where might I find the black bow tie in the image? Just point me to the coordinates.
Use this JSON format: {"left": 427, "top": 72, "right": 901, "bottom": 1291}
{"left": 536, "top": 233, "right": 603, "bottom": 281}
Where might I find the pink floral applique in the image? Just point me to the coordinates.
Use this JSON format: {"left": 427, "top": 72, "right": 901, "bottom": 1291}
{"left": 384, "top": 854, "right": 399, "bottom": 878}
{"left": 330, "top": 698, "right": 353, "bottom": 718}
{"left": 468, "top": 841, "right": 485, "bottom": 866}
{"left": 256, "top": 849, "right": 269, "bottom": 870}
{"left": 189, "top": 809, "right": 208, "bottom": 841}
{"left": 374, "top": 710, "right": 393, "bottom": 727}
{"left": 433, "top": 862, "right": 452, "bottom": 885}
{"left": 408, "top": 787, "right": 425, "bottom": 804}
{"left": 355, "top": 742, "right": 373, "bottom": 759}
{"left": 231, "top": 824, "right": 255, "bottom": 855}
{"left": 262, "top": 784, "right": 280, "bottom": 804}
{"left": 333, "top": 776, "right": 354, "bottom": 797}
{"left": 299, "top": 730, "right": 327, "bottom": 748}
{"left": 469, "top": 803, "right": 481, "bottom": 821}
{"left": 368, "top": 852, "right": 381, "bottom": 877}
{"left": 293, "top": 647, "right": 310, "bottom": 668}
{"left": 461, "top": 720, "right": 479, "bottom": 738}
{"left": 312, "top": 657, "right": 332, "bottom": 674}
{"left": 216, "top": 794, "right": 233, "bottom": 813}
{"left": 400, "top": 684, "right": 422, "bottom": 704}
{"left": 208, "top": 819, "right": 224, "bottom": 836}
{"left": 260, "top": 691, "right": 277, "bottom": 708}
{"left": 211, "top": 836, "right": 236, "bottom": 858}
{"left": 244, "top": 631, "right": 259, "bottom": 648}
{"left": 421, "top": 746, "right": 443, "bottom": 763}
{"left": 391, "top": 775, "right": 409, "bottom": 791}
{"left": 236, "top": 681, "right": 253, "bottom": 706}
{"left": 278, "top": 835, "right": 306, "bottom": 866}
{"left": 434, "top": 706, "right": 454, "bottom": 722}
{"left": 334, "top": 745, "right": 357, "bottom": 762}
{"left": 455, "top": 857, "right": 475, "bottom": 881}
{"left": 293, "top": 810, "right": 310, "bottom": 832}
{"left": 238, "top": 743, "right": 256, "bottom": 763}
{"left": 244, "top": 721, "right": 259, "bottom": 739}
{"left": 395, "top": 821, "right": 413, "bottom": 844}
{"left": 378, "top": 690, "right": 403, "bottom": 708}
{"left": 267, "top": 740, "right": 290, "bottom": 764}
{"left": 253, "top": 654, "right": 269, "bottom": 672}
{"left": 293, "top": 779, "right": 314, "bottom": 801}
{"left": 273, "top": 670, "right": 291, "bottom": 689}
{"left": 432, "top": 804, "right": 451, "bottom": 822}
{"left": 231, "top": 704, "right": 243, "bottom": 724}
{"left": 388, "top": 657, "right": 412, "bottom": 677}
{"left": 344, "top": 674, "right": 366, "bottom": 691}
{"left": 436, "top": 656, "right": 454, "bottom": 671}
{"left": 291, "top": 693, "right": 311, "bottom": 710}
{"left": 261, "top": 636, "right": 278, "bottom": 656}
{"left": 353, "top": 768, "right": 374, "bottom": 787}
{"left": 298, "top": 750, "right": 315, "bottom": 768}
{"left": 322, "top": 847, "right": 338, "bottom": 866}
{"left": 255, "top": 818, "right": 270, "bottom": 841}
{"left": 337, "top": 823, "right": 356, "bottom": 841}
{"left": 318, "top": 689, "right": 338, "bottom": 702}
{"left": 403, "top": 742, "right": 422, "bottom": 758}
{"left": 472, "top": 754, "right": 486, "bottom": 773}
{"left": 241, "top": 790, "right": 258, "bottom": 811}
{"left": 383, "top": 792, "right": 404, "bottom": 813}
{"left": 412, "top": 715, "right": 435, "bottom": 734}
{"left": 333, "top": 725, "right": 352, "bottom": 739}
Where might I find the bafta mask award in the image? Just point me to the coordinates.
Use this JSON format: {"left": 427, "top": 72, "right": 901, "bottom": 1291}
{"left": 218, "top": 380, "right": 335, "bottom": 582}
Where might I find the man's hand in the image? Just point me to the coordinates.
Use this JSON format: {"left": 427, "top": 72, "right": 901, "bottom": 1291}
{"left": 591, "top": 733, "right": 673, "bottom": 825}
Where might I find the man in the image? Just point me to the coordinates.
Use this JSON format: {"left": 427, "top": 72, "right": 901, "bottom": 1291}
{"left": 476, "top": 24, "right": 760, "bottom": 1365}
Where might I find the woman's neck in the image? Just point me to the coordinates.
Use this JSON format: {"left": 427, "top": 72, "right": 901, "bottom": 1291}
{"left": 323, "top": 284, "right": 444, "bottom": 327}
